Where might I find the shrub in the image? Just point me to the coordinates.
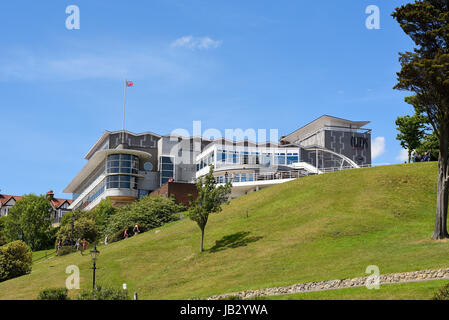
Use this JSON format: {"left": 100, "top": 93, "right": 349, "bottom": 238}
{"left": 433, "top": 283, "right": 449, "bottom": 300}
{"left": 56, "top": 217, "right": 98, "bottom": 245}
{"left": 37, "top": 288, "right": 70, "bottom": 300}
{"left": 0, "top": 240, "right": 32, "bottom": 282}
{"left": 104, "top": 196, "right": 184, "bottom": 242}
{"left": 77, "top": 286, "right": 130, "bottom": 300}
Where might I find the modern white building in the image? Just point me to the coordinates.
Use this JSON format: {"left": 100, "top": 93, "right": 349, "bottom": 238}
{"left": 64, "top": 115, "right": 372, "bottom": 208}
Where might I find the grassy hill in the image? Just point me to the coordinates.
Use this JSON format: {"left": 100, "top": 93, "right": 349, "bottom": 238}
{"left": 0, "top": 162, "right": 448, "bottom": 300}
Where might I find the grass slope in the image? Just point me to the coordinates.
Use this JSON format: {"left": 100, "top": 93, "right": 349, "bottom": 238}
{"left": 0, "top": 163, "right": 447, "bottom": 300}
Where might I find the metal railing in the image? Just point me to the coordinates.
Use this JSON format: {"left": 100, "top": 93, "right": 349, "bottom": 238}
{"left": 319, "top": 164, "right": 372, "bottom": 174}
{"left": 215, "top": 164, "right": 372, "bottom": 184}
{"left": 216, "top": 170, "right": 311, "bottom": 184}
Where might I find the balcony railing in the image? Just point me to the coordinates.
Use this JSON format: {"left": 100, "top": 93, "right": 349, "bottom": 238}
{"left": 214, "top": 164, "right": 372, "bottom": 184}
{"left": 216, "top": 170, "right": 311, "bottom": 184}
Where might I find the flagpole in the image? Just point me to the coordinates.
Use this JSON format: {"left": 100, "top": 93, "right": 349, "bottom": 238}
{"left": 122, "top": 79, "right": 127, "bottom": 144}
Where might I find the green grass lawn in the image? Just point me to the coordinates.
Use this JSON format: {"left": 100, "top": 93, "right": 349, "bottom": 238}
{"left": 0, "top": 162, "right": 447, "bottom": 300}
{"left": 261, "top": 280, "right": 447, "bottom": 300}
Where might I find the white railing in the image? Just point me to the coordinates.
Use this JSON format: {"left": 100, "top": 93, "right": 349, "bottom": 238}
{"left": 319, "top": 164, "right": 372, "bottom": 174}
{"left": 216, "top": 170, "right": 311, "bottom": 184}
{"left": 214, "top": 164, "right": 372, "bottom": 184}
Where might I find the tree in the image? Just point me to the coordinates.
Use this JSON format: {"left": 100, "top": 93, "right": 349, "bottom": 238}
{"left": 392, "top": 0, "right": 449, "bottom": 239}
{"left": 0, "top": 217, "right": 7, "bottom": 247}
{"left": 416, "top": 131, "right": 440, "bottom": 161}
{"left": 92, "top": 198, "right": 116, "bottom": 234}
{"left": 188, "top": 165, "right": 232, "bottom": 252}
{"left": 4, "top": 194, "right": 52, "bottom": 250}
{"left": 395, "top": 114, "right": 427, "bottom": 162}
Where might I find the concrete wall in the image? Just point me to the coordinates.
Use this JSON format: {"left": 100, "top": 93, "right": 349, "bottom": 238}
{"left": 324, "top": 130, "right": 371, "bottom": 166}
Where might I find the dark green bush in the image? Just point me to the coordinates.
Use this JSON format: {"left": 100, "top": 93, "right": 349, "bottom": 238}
{"left": 433, "top": 283, "right": 449, "bottom": 300}
{"left": 37, "top": 288, "right": 70, "bottom": 300}
{"left": 0, "top": 240, "right": 32, "bottom": 282}
{"left": 77, "top": 286, "right": 130, "bottom": 300}
{"left": 104, "top": 196, "right": 184, "bottom": 243}
{"left": 56, "top": 217, "right": 98, "bottom": 245}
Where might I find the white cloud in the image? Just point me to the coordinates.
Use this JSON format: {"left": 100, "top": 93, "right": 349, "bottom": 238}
{"left": 0, "top": 45, "right": 206, "bottom": 83}
{"left": 171, "top": 36, "right": 222, "bottom": 50}
{"left": 372, "top": 137, "right": 386, "bottom": 159}
{"left": 396, "top": 149, "right": 409, "bottom": 162}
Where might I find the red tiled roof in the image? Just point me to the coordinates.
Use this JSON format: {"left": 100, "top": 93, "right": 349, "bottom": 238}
{"left": 0, "top": 194, "right": 22, "bottom": 206}
{"left": 50, "top": 198, "right": 73, "bottom": 209}
{"left": 0, "top": 194, "right": 72, "bottom": 209}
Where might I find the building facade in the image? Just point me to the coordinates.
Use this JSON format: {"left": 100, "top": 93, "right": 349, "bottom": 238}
{"left": 64, "top": 115, "right": 372, "bottom": 208}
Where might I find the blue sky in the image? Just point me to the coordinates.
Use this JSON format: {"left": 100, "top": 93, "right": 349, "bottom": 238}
{"left": 0, "top": 0, "right": 416, "bottom": 198}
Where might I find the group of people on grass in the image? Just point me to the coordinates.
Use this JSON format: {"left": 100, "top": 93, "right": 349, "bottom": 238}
{"left": 413, "top": 152, "right": 432, "bottom": 163}
{"left": 56, "top": 223, "right": 141, "bottom": 254}
{"left": 56, "top": 238, "right": 87, "bottom": 254}
{"left": 123, "top": 223, "right": 140, "bottom": 239}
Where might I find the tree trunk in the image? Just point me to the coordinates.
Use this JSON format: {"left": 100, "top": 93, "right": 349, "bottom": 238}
{"left": 433, "top": 123, "right": 449, "bottom": 240}
{"left": 200, "top": 228, "right": 205, "bottom": 252}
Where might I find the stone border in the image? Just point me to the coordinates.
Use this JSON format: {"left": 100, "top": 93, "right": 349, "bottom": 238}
{"left": 207, "top": 268, "right": 449, "bottom": 300}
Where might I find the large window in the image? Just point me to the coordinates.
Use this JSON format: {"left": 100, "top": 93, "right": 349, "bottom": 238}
{"left": 287, "top": 153, "right": 299, "bottom": 165}
{"left": 160, "top": 156, "right": 175, "bottom": 185}
{"left": 106, "top": 154, "right": 139, "bottom": 174}
{"left": 106, "top": 175, "right": 138, "bottom": 189}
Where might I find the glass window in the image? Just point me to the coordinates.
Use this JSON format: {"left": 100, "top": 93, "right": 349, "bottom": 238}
{"left": 106, "top": 154, "right": 139, "bottom": 174}
{"left": 287, "top": 154, "right": 299, "bottom": 165}
{"left": 106, "top": 175, "right": 137, "bottom": 190}
{"left": 160, "top": 156, "right": 175, "bottom": 185}
{"left": 241, "top": 173, "right": 247, "bottom": 182}
{"left": 233, "top": 174, "right": 240, "bottom": 183}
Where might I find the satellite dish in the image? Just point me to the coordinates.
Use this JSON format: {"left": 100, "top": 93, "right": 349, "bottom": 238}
{"left": 144, "top": 162, "right": 153, "bottom": 171}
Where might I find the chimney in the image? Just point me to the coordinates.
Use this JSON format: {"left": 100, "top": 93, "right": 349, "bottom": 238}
{"left": 46, "top": 190, "right": 55, "bottom": 201}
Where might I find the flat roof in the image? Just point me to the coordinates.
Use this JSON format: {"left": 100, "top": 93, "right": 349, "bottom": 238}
{"left": 281, "top": 115, "right": 370, "bottom": 144}
{"left": 85, "top": 130, "right": 161, "bottom": 160}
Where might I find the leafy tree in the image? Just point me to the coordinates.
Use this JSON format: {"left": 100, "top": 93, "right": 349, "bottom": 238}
{"left": 392, "top": 0, "right": 449, "bottom": 239}
{"left": 0, "top": 217, "right": 7, "bottom": 247}
{"left": 92, "top": 198, "right": 116, "bottom": 233}
{"left": 395, "top": 114, "right": 427, "bottom": 163}
{"left": 4, "top": 194, "right": 52, "bottom": 250}
{"left": 188, "top": 165, "right": 232, "bottom": 252}
{"left": 416, "top": 132, "right": 440, "bottom": 161}
{"left": 0, "top": 240, "right": 32, "bottom": 282}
